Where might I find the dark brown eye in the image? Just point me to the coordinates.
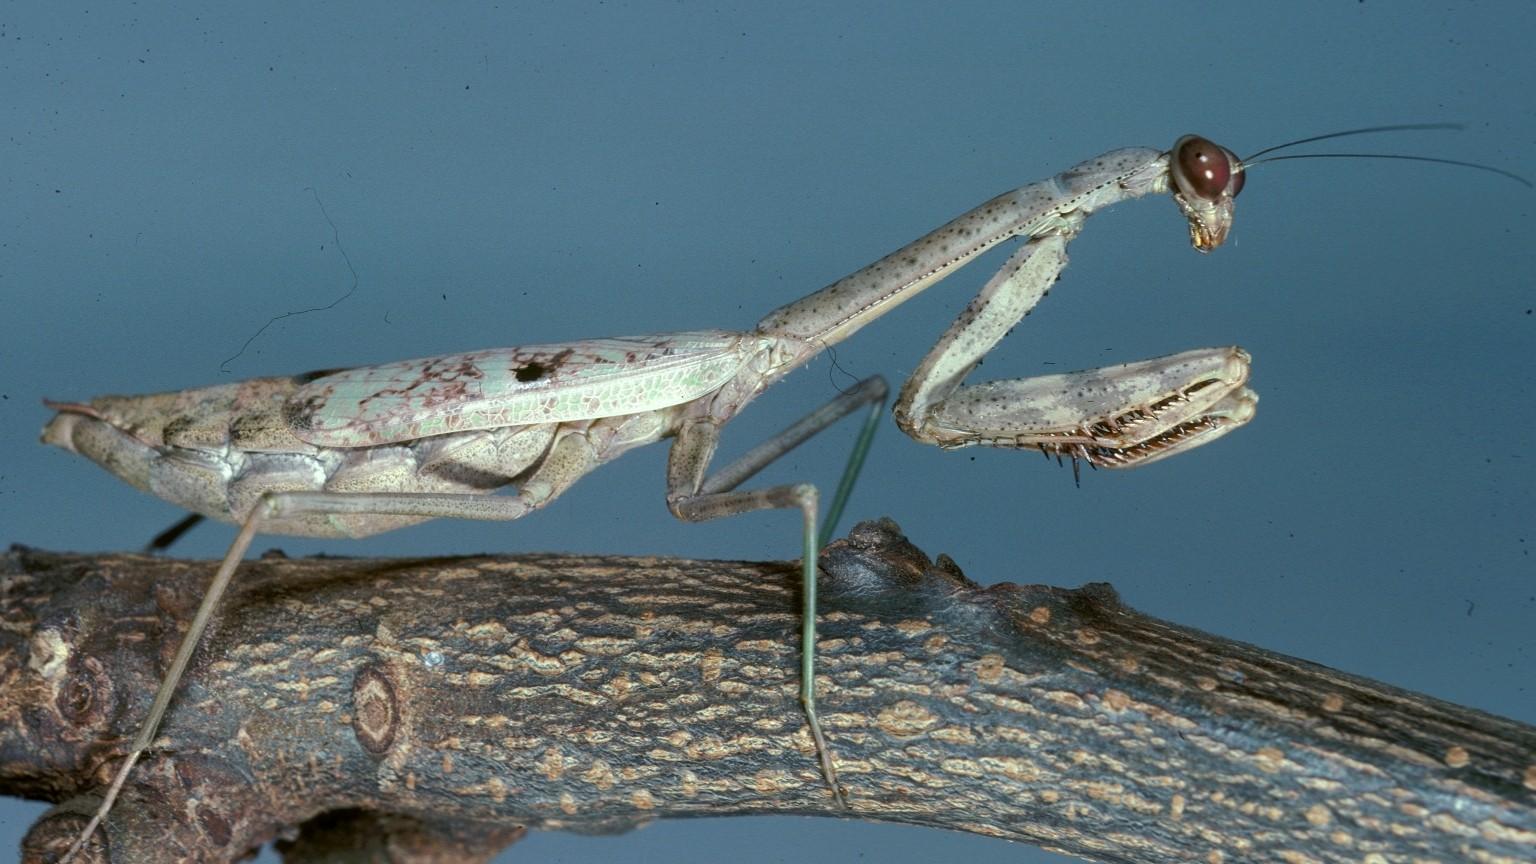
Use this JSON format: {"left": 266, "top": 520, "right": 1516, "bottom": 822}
{"left": 1174, "top": 135, "right": 1234, "bottom": 200}
{"left": 1229, "top": 158, "right": 1246, "bottom": 198}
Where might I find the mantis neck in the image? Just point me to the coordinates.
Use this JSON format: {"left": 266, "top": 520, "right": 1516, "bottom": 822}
{"left": 753, "top": 147, "right": 1170, "bottom": 360}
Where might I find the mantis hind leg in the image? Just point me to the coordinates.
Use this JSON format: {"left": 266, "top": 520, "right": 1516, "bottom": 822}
{"left": 667, "top": 374, "right": 888, "bottom": 806}
{"left": 144, "top": 512, "right": 205, "bottom": 553}
{"left": 60, "top": 434, "right": 602, "bottom": 862}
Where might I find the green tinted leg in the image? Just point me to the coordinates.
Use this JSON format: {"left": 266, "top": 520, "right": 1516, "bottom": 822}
{"left": 800, "top": 500, "right": 846, "bottom": 805}
{"left": 819, "top": 387, "right": 885, "bottom": 547}
{"left": 669, "top": 375, "right": 887, "bottom": 806}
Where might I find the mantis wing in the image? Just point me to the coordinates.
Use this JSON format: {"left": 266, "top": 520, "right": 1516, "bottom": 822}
{"left": 287, "top": 330, "right": 753, "bottom": 447}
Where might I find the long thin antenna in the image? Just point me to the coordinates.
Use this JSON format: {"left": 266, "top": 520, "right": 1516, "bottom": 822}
{"left": 1242, "top": 122, "right": 1463, "bottom": 162}
{"left": 1244, "top": 152, "right": 1532, "bottom": 188}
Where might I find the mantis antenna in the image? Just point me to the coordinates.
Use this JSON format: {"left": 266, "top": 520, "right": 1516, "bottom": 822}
{"left": 1237, "top": 122, "right": 1533, "bottom": 187}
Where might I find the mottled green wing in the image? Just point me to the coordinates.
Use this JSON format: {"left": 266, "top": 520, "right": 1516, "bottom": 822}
{"left": 287, "top": 330, "right": 752, "bottom": 447}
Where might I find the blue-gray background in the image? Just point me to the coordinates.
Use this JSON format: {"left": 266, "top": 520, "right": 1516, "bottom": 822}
{"left": 2, "top": 3, "right": 1532, "bottom": 862}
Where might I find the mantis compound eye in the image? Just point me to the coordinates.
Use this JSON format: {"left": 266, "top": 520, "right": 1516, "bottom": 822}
{"left": 1173, "top": 135, "right": 1243, "bottom": 200}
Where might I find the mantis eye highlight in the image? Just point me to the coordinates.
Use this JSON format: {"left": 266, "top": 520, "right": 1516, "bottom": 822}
{"left": 1173, "top": 135, "right": 1242, "bottom": 200}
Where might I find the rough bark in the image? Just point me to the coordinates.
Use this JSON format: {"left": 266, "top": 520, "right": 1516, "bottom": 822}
{"left": 2, "top": 519, "right": 1533, "bottom": 863}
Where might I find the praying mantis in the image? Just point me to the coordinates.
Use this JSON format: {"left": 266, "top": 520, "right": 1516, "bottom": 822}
{"left": 40, "top": 125, "right": 1526, "bottom": 861}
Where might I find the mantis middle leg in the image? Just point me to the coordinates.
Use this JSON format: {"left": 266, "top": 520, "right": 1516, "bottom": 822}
{"left": 666, "top": 374, "right": 888, "bottom": 806}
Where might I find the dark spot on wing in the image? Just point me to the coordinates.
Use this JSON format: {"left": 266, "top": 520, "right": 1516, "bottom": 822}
{"left": 510, "top": 348, "right": 576, "bottom": 383}
{"left": 284, "top": 389, "right": 330, "bottom": 431}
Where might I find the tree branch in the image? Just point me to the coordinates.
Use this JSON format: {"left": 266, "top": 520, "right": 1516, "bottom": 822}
{"left": 3, "top": 520, "right": 1533, "bottom": 863}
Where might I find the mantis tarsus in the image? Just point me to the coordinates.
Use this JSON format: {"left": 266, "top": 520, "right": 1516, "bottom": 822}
{"left": 41, "top": 124, "right": 1527, "bottom": 860}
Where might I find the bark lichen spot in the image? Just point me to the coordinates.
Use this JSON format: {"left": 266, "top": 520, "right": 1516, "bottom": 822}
{"left": 351, "top": 664, "right": 399, "bottom": 756}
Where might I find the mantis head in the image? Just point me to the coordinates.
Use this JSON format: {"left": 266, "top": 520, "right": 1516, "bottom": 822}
{"left": 1168, "top": 134, "right": 1243, "bottom": 254}
{"left": 1168, "top": 123, "right": 1531, "bottom": 255}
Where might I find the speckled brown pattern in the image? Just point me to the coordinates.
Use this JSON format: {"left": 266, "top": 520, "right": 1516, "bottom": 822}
{"left": 4, "top": 521, "right": 1533, "bottom": 863}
